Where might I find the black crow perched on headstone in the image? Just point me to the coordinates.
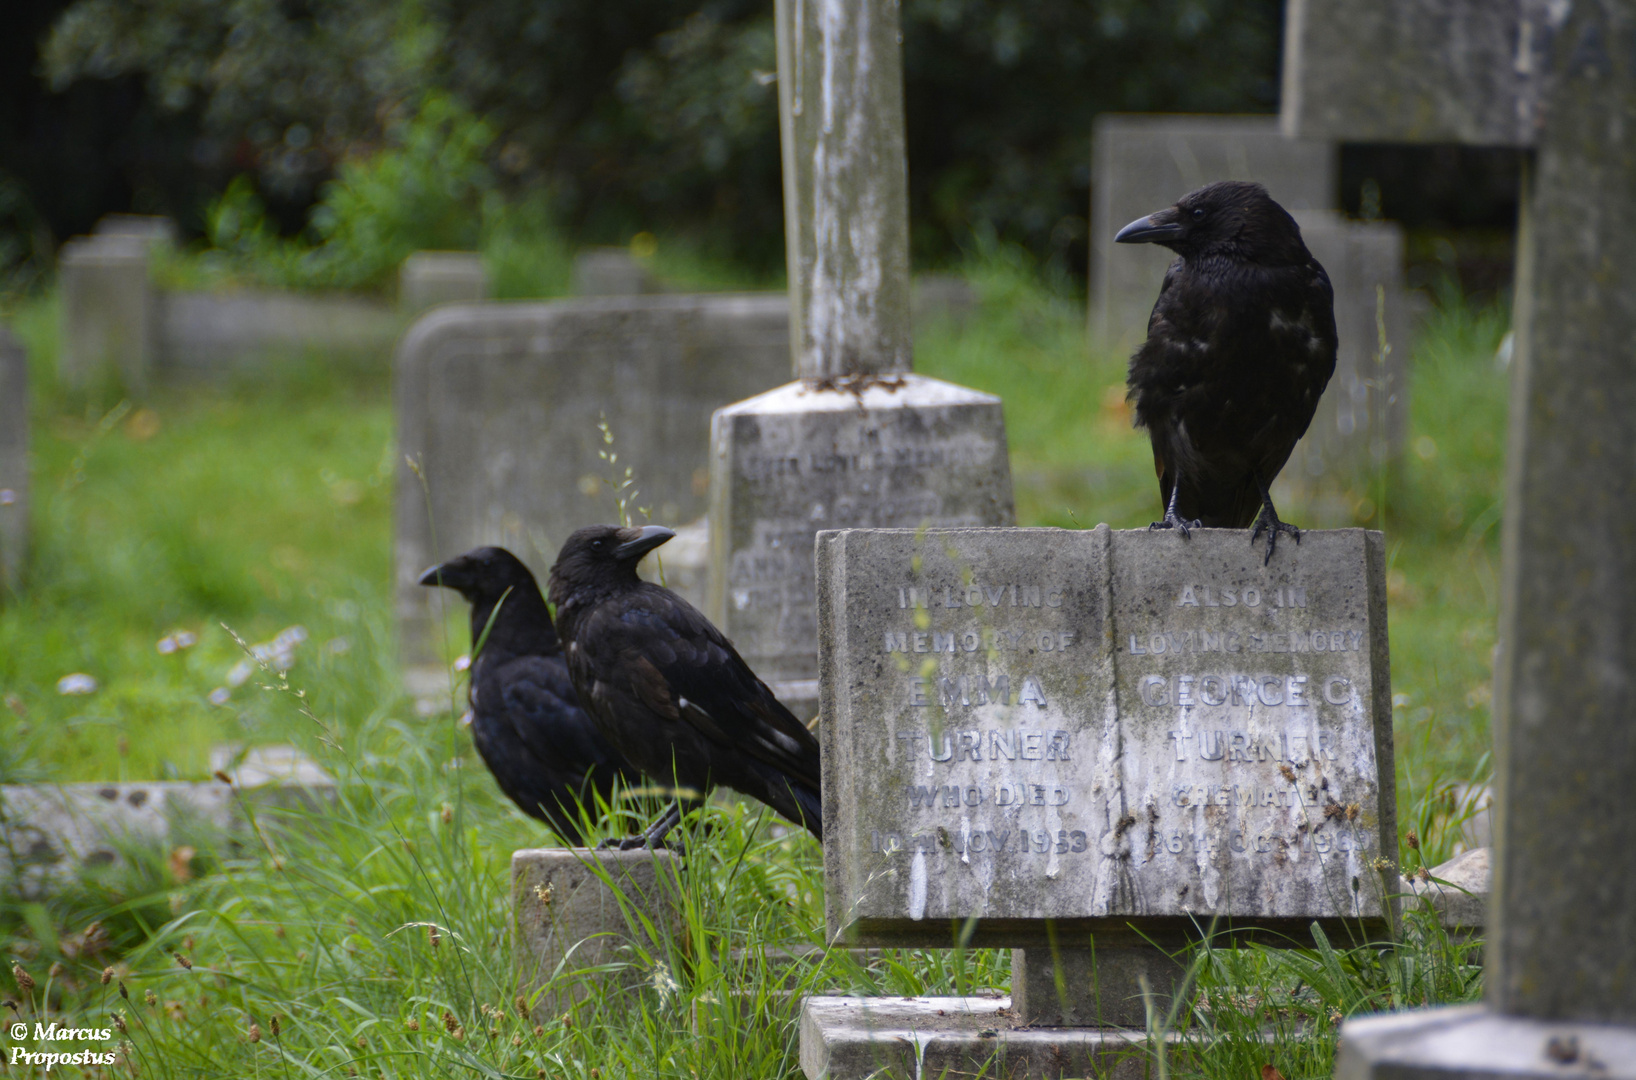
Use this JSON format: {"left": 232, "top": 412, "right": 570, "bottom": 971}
{"left": 419, "top": 546, "right": 640, "bottom": 844}
{"left": 548, "top": 524, "right": 822, "bottom": 848}
{"left": 1116, "top": 180, "right": 1338, "bottom": 562}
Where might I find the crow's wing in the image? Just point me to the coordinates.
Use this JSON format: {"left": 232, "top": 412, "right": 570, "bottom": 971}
{"left": 498, "top": 654, "right": 632, "bottom": 779}
{"left": 575, "top": 586, "right": 820, "bottom": 791}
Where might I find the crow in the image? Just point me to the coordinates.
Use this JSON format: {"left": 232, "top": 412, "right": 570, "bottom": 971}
{"left": 419, "top": 546, "right": 640, "bottom": 845}
{"left": 1116, "top": 180, "right": 1337, "bottom": 562}
{"left": 548, "top": 524, "right": 822, "bottom": 848}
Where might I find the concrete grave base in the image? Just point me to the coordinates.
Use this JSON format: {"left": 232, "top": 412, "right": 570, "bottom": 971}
{"left": 800, "top": 995, "right": 1192, "bottom": 1080}
{"left": 512, "top": 848, "right": 682, "bottom": 1021}
{"left": 1336, "top": 1005, "right": 1636, "bottom": 1079}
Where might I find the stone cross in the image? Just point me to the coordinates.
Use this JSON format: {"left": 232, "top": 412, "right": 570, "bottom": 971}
{"left": 1287, "top": 0, "right": 1636, "bottom": 1071}
{"left": 707, "top": 0, "right": 1013, "bottom": 720}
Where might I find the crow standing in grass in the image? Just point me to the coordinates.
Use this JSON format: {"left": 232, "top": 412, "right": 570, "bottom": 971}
{"left": 548, "top": 524, "right": 823, "bottom": 848}
{"left": 1117, "top": 180, "right": 1337, "bottom": 562}
{"left": 419, "top": 546, "right": 640, "bottom": 844}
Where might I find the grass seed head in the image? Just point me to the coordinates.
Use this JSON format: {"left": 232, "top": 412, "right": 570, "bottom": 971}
{"left": 113, "top": 1011, "right": 127, "bottom": 1033}
{"left": 405, "top": 1018, "right": 419, "bottom": 1031}
{"left": 248, "top": 1022, "right": 260, "bottom": 1043}
{"left": 1406, "top": 829, "right": 1420, "bottom": 849}
{"left": 102, "top": 966, "right": 114, "bottom": 985}
{"left": 172, "top": 952, "right": 192, "bottom": 970}
{"left": 442, "top": 1011, "right": 459, "bottom": 1034}
{"left": 12, "top": 964, "right": 34, "bottom": 992}
{"left": 427, "top": 925, "right": 440, "bottom": 949}
{"left": 144, "top": 990, "right": 156, "bottom": 1006}
{"left": 118, "top": 980, "right": 128, "bottom": 999}
{"left": 440, "top": 803, "right": 453, "bottom": 825}
{"left": 514, "top": 994, "right": 528, "bottom": 1019}
{"left": 270, "top": 1015, "right": 281, "bottom": 1036}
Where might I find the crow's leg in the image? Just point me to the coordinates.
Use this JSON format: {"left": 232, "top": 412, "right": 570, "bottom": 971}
{"left": 1249, "top": 477, "right": 1301, "bottom": 565}
{"left": 598, "top": 801, "right": 685, "bottom": 852}
{"left": 1149, "top": 475, "right": 1202, "bottom": 537}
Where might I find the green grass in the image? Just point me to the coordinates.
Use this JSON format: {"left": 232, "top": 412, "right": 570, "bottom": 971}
{"left": 0, "top": 247, "right": 1502, "bottom": 1077}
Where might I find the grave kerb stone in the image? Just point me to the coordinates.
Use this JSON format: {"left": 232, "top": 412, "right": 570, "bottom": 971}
{"left": 394, "top": 293, "right": 790, "bottom": 667}
{"left": 1288, "top": 0, "right": 1636, "bottom": 1072}
{"left": 0, "top": 325, "right": 26, "bottom": 593}
{"left": 1090, "top": 114, "right": 1337, "bottom": 350}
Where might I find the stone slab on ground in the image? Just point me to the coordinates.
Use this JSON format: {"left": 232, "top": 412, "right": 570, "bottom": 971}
{"left": 816, "top": 526, "right": 1394, "bottom": 948}
{"left": 512, "top": 848, "right": 681, "bottom": 1020}
{"left": 1090, "top": 114, "right": 1336, "bottom": 349}
{"left": 800, "top": 995, "right": 1173, "bottom": 1080}
{"left": 1336, "top": 1005, "right": 1636, "bottom": 1080}
{"left": 1401, "top": 846, "right": 1488, "bottom": 935}
{"left": 400, "top": 251, "right": 489, "bottom": 313}
{"left": 394, "top": 293, "right": 790, "bottom": 665}
{"left": 0, "top": 324, "right": 26, "bottom": 593}
{"left": 58, "top": 234, "right": 154, "bottom": 391}
{"left": 708, "top": 375, "right": 1014, "bottom": 722}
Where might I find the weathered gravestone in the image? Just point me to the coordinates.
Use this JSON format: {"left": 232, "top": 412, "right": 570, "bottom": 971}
{"left": 58, "top": 234, "right": 155, "bottom": 391}
{"left": 805, "top": 526, "right": 1394, "bottom": 1075}
{"left": 400, "top": 251, "right": 489, "bottom": 314}
{"left": 1090, "top": 115, "right": 1337, "bottom": 351}
{"left": 707, "top": 0, "right": 1014, "bottom": 721}
{"left": 0, "top": 326, "right": 25, "bottom": 594}
{"left": 395, "top": 294, "right": 790, "bottom": 666}
{"left": 155, "top": 290, "right": 399, "bottom": 378}
{"left": 1286, "top": 0, "right": 1636, "bottom": 1074}
{"left": 572, "top": 248, "right": 659, "bottom": 296}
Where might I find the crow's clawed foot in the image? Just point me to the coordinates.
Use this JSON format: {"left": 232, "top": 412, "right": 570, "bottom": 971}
{"left": 1250, "top": 509, "right": 1301, "bottom": 565}
{"left": 1149, "top": 511, "right": 1203, "bottom": 538}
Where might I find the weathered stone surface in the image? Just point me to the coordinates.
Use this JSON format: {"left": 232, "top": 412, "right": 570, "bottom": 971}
{"left": 912, "top": 274, "right": 978, "bottom": 329}
{"left": 639, "top": 515, "right": 710, "bottom": 613}
{"left": 92, "top": 214, "right": 177, "bottom": 248}
{"left": 1401, "top": 846, "right": 1488, "bottom": 935}
{"left": 1090, "top": 114, "right": 1336, "bottom": 349}
{"left": 400, "top": 251, "right": 489, "bottom": 313}
{"left": 395, "top": 294, "right": 789, "bottom": 665}
{"left": 58, "top": 235, "right": 154, "bottom": 391}
{"left": 800, "top": 995, "right": 1176, "bottom": 1080}
{"left": 1488, "top": 0, "right": 1636, "bottom": 1025}
{"left": 1281, "top": 211, "right": 1411, "bottom": 492}
{"left": 816, "top": 526, "right": 1393, "bottom": 948}
{"left": 156, "top": 290, "right": 398, "bottom": 376}
{"left": 512, "top": 848, "right": 681, "bottom": 1019}
{"left": 1011, "top": 945, "right": 1186, "bottom": 1029}
{"left": 775, "top": 0, "right": 911, "bottom": 377}
{"left": 571, "top": 248, "right": 659, "bottom": 296}
{"left": 708, "top": 376, "right": 1014, "bottom": 719}
{"left": 1282, "top": 0, "right": 1550, "bottom": 147}
{"left": 0, "top": 746, "right": 335, "bottom": 896}
{"left": 0, "top": 325, "right": 26, "bottom": 594}
{"left": 1336, "top": 1005, "right": 1636, "bottom": 1080}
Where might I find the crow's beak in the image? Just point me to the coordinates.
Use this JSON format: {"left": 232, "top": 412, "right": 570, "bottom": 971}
{"left": 1115, "top": 208, "right": 1186, "bottom": 244}
{"left": 614, "top": 525, "right": 676, "bottom": 562}
{"left": 419, "top": 561, "right": 462, "bottom": 588}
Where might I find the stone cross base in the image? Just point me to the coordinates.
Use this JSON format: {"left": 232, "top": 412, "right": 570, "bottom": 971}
{"left": 1337, "top": 1006, "right": 1636, "bottom": 1079}
{"left": 800, "top": 996, "right": 1193, "bottom": 1079}
{"left": 511, "top": 848, "right": 681, "bottom": 1021}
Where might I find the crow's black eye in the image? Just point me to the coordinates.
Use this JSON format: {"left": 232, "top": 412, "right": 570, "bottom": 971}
{"left": 1191, "top": 207, "right": 1206, "bottom": 220}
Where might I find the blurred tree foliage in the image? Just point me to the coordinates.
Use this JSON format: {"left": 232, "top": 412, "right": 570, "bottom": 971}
{"left": 36, "top": 0, "right": 1283, "bottom": 281}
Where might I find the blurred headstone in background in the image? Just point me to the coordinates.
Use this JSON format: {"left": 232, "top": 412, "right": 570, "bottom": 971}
{"left": 156, "top": 291, "right": 399, "bottom": 378}
{"left": 399, "top": 251, "right": 490, "bottom": 314}
{"left": 572, "top": 248, "right": 660, "bottom": 297}
{"left": 1277, "top": 211, "right": 1411, "bottom": 511}
{"left": 394, "top": 293, "right": 790, "bottom": 670}
{"left": 91, "top": 214, "right": 178, "bottom": 249}
{"left": 59, "top": 232, "right": 155, "bottom": 391}
{"left": 0, "top": 324, "right": 26, "bottom": 594}
{"left": 910, "top": 273, "right": 978, "bottom": 329}
{"left": 1090, "top": 114, "right": 1337, "bottom": 350}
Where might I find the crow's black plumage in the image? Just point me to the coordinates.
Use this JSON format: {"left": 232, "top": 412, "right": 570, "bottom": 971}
{"left": 1117, "top": 180, "right": 1337, "bottom": 561}
{"left": 548, "top": 524, "right": 823, "bottom": 848}
{"left": 419, "top": 546, "right": 640, "bottom": 844}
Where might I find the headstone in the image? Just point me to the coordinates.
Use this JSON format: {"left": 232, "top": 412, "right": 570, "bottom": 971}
{"left": 1090, "top": 115, "right": 1337, "bottom": 349}
{"left": 1280, "top": 211, "right": 1411, "bottom": 497}
{"left": 58, "top": 235, "right": 155, "bottom": 391}
{"left": 571, "top": 248, "right": 658, "bottom": 296}
{"left": 1286, "top": 0, "right": 1636, "bottom": 1073}
{"left": 395, "top": 294, "right": 790, "bottom": 666}
{"left": 707, "top": 0, "right": 1014, "bottom": 720}
{"left": 399, "top": 251, "right": 489, "bottom": 314}
{"left": 92, "top": 214, "right": 177, "bottom": 249}
{"left": 911, "top": 274, "right": 978, "bottom": 329}
{"left": 0, "top": 326, "right": 26, "bottom": 594}
{"left": 809, "top": 526, "right": 1394, "bottom": 1068}
{"left": 156, "top": 290, "right": 399, "bottom": 377}
{"left": 1401, "top": 846, "right": 1488, "bottom": 939}
{"left": 512, "top": 848, "right": 680, "bottom": 1020}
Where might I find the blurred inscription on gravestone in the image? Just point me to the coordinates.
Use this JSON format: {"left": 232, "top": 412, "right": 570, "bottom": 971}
{"left": 1090, "top": 115, "right": 1336, "bottom": 350}
{"left": 395, "top": 294, "right": 789, "bottom": 665}
{"left": 0, "top": 325, "right": 26, "bottom": 593}
{"left": 400, "top": 251, "right": 490, "bottom": 314}
{"left": 817, "top": 526, "right": 1394, "bottom": 946}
